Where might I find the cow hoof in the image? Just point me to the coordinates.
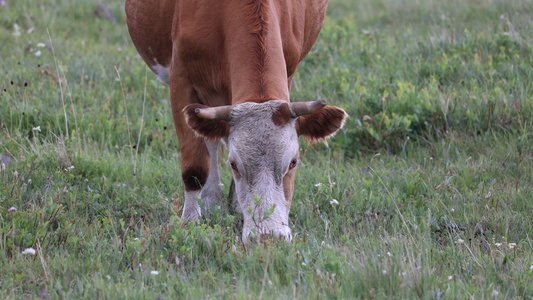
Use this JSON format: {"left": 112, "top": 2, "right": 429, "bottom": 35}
{"left": 180, "top": 214, "right": 199, "bottom": 227}
{"left": 181, "top": 195, "right": 201, "bottom": 226}
{"left": 200, "top": 186, "right": 224, "bottom": 209}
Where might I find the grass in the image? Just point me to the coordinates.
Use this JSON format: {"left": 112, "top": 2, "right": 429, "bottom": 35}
{"left": 1, "top": 0, "right": 533, "bottom": 298}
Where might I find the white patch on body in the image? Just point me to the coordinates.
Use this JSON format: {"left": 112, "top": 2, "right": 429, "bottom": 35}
{"left": 152, "top": 58, "right": 170, "bottom": 85}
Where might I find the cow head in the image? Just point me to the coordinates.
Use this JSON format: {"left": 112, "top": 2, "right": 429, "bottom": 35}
{"left": 184, "top": 100, "right": 346, "bottom": 242}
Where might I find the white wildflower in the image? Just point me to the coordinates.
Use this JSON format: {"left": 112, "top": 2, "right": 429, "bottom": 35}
{"left": 150, "top": 271, "right": 159, "bottom": 275}
{"left": 330, "top": 199, "right": 339, "bottom": 206}
{"left": 28, "top": 179, "right": 32, "bottom": 184}
{"left": 448, "top": 275, "right": 453, "bottom": 281}
{"left": 451, "top": 208, "right": 455, "bottom": 213}
{"left": 22, "top": 248, "right": 36, "bottom": 255}
{"left": 492, "top": 290, "right": 499, "bottom": 297}
{"left": 13, "top": 23, "right": 21, "bottom": 37}
{"left": 495, "top": 243, "right": 502, "bottom": 247}
{"left": 34, "top": 50, "right": 42, "bottom": 57}
{"left": 301, "top": 262, "right": 307, "bottom": 266}
{"left": 387, "top": 251, "right": 392, "bottom": 257}
{"left": 13, "top": 170, "right": 19, "bottom": 179}
{"left": 455, "top": 239, "right": 464, "bottom": 244}
{"left": 106, "top": 275, "right": 111, "bottom": 280}
{"left": 32, "top": 126, "right": 41, "bottom": 132}
{"left": 382, "top": 270, "right": 387, "bottom": 274}
{"left": 314, "top": 182, "right": 322, "bottom": 187}
{"left": 508, "top": 243, "right": 517, "bottom": 249}
{"left": 37, "top": 43, "right": 46, "bottom": 47}
{"left": 321, "top": 241, "right": 325, "bottom": 247}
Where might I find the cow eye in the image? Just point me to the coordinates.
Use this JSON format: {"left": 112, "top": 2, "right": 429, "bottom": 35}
{"left": 230, "top": 161, "right": 239, "bottom": 172}
{"left": 289, "top": 158, "right": 298, "bottom": 170}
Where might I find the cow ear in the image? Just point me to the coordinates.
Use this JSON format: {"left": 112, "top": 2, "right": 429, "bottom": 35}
{"left": 183, "top": 104, "right": 230, "bottom": 141}
{"left": 295, "top": 106, "right": 347, "bottom": 143}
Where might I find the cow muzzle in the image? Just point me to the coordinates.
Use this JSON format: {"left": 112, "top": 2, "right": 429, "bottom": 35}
{"left": 242, "top": 219, "right": 292, "bottom": 243}
{"left": 240, "top": 193, "right": 292, "bottom": 243}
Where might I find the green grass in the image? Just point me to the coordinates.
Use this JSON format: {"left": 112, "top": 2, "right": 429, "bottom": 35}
{"left": 1, "top": 0, "right": 533, "bottom": 298}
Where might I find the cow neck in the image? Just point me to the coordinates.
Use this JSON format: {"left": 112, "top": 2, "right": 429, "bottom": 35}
{"left": 225, "top": 0, "right": 290, "bottom": 105}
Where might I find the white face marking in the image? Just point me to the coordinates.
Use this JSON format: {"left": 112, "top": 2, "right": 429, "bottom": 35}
{"left": 152, "top": 58, "right": 170, "bottom": 85}
{"left": 226, "top": 101, "right": 299, "bottom": 241}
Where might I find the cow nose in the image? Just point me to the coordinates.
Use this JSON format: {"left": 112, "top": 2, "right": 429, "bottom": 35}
{"left": 246, "top": 233, "right": 292, "bottom": 244}
{"left": 243, "top": 226, "right": 292, "bottom": 243}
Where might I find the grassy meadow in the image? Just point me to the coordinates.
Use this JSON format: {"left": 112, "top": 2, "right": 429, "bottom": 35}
{"left": 1, "top": 0, "right": 533, "bottom": 298}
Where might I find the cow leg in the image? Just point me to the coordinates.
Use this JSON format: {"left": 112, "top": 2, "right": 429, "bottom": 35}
{"left": 201, "top": 140, "right": 223, "bottom": 208}
{"left": 228, "top": 178, "right": 241, "bottom": 213}
{"left": 169, "top": 70, "right": 209, "bottom": 225}
{"left": 182, "top": 190, "right": 201, "bottom": 224}
{"left": 221, "top": 137, "right": 240, "bottom": 213}
{"left": 179, "top": 133, "right": 207, "bottom": 224}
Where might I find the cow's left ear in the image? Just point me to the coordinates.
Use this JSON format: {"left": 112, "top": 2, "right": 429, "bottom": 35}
{"left": 295, "top": 106, "right": 347, "bottom": 143}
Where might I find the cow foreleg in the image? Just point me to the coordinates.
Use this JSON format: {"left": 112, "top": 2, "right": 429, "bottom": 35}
{"left": 170, "top": 71, "right": 210, "bottom": 225}
{"left": 180, "top": 141, "right": 209, "bottom": 224}
{"left": 181, "top": 161, "right": 207, "bottom": 224}
{"left": 201, "top": 140, "right": 223, "bottom": 208}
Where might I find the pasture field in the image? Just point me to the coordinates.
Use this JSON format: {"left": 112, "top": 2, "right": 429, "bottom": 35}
{"left": 1, "top": 0, "right": 533, "bottom": 298}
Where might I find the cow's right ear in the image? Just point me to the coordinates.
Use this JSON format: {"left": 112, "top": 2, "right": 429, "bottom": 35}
{"left": 183, "top": 104, "right": 230, "bottom": 141}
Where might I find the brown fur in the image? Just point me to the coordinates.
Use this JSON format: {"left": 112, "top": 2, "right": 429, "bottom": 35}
{"left": 296, "top": 107, "right": 347, "bottom": 143}
{"left": 247, "top": 0, "right": 269, "bottom": 99}
{"left": 125, "top": 0, "right": 175, "bottom": 77}
{"left": 283, "top": 163, "right": 297, "bottom": 212}
{"left": 183, "top": 104, "right": 231, "bottom": 141}
{"left": 127, "top": 0, "right": 328, "bottom": 106}
{"left": 126, "top": 0, "right": 330, "bottom": 221}
{"left": 272, "top": 102, "right": 292, "bottom": 127}
{"left": 182, "top": 166, "right": 209, "bottom": 191}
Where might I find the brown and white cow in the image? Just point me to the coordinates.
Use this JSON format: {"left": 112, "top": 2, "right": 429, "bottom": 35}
{"left": 126, "top": 0, "right": 346, "bottom": 241}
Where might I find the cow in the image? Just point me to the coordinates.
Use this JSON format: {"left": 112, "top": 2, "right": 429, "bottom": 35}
{"left": 125, "top": 0, "right": 346, "bottom": 242}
